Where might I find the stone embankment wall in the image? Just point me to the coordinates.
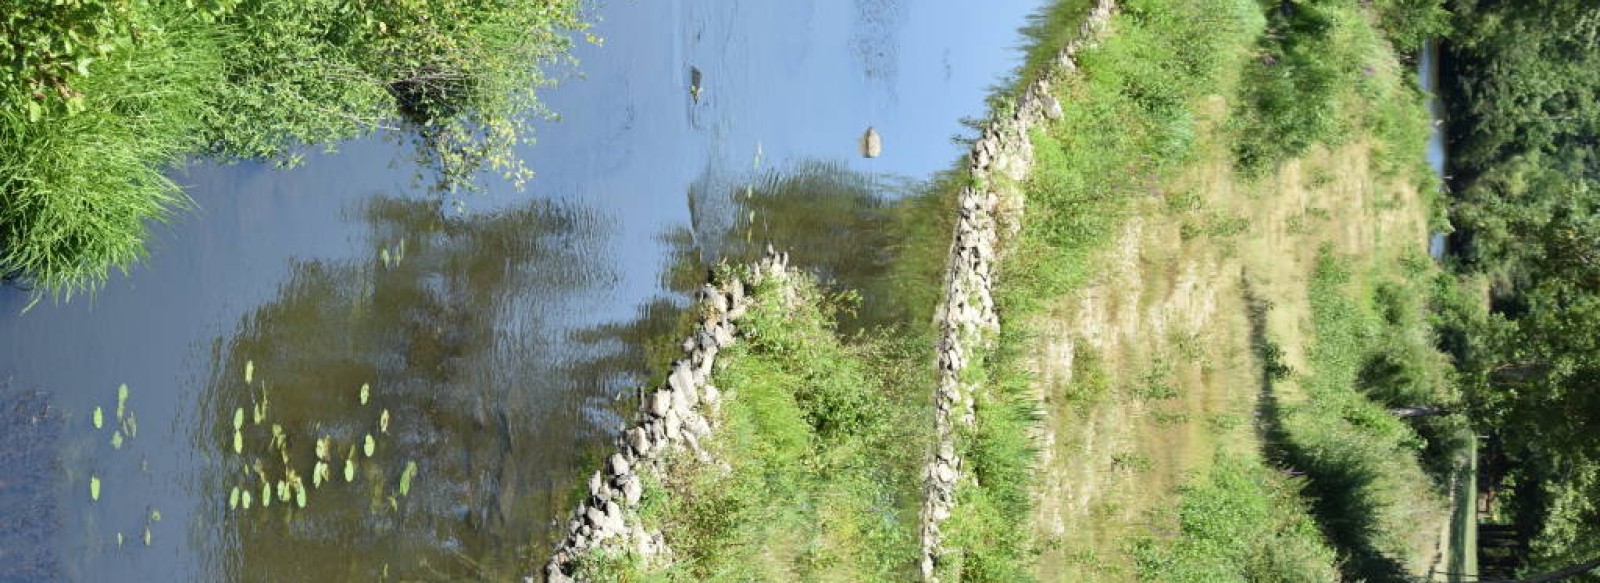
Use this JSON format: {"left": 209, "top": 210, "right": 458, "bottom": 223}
{"left": 917, "top": 2, "right": 1117, "bottom": 580}
{"left": 543, "top": 251, "right": 793, "bottom": 582}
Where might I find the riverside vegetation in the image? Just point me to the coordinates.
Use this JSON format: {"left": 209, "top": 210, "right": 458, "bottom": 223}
{"left": 0, "top": 0, "right": 583, "bottom": 297}
{"left": 548, "top": 0, "right": 1534, "bottom": 581}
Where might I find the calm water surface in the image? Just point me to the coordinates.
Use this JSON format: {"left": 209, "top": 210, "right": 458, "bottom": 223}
{"left": 0, "top": 1, "right": 1045, "bottom": 580}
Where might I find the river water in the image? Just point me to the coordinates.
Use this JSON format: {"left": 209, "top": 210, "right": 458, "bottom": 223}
{"left": 0, "top": 1, "right": 1047, "bottom": 580}
{"left": 1419, "top": 39, "right": 1449, "bottom": 258}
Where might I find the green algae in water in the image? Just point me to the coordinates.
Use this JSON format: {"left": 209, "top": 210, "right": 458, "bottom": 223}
{"left": 363, "top": 434, "right": 375, "bottom": 457}
{"left": 89, "top": 476, "right": 100, "bottom": 501}
{"left": 92, "top": 407, "right": 103, "bottom": 429}
{"left": 399, "top": 461, "right": 418, "bottom": 497}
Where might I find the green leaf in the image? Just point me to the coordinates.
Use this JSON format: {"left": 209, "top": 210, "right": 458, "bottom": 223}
{"left": 363, "top": 434, "right": 375, "bottom": 457}
{"left": 245, "top": 360, "right": 254, "bottom": 384}
{"left": 90, "top": 476, "right": 101, "bottom": 501}
{"left": 233, "top": 407, "right": 244, "bottom": 430}
{"left": 93, "top": 407, "right": 104, "bottom": 429}
{"left": 229, "top": 486, "right": 240, "bottom": 510}
{"left": 399, "top": 461, "right": 418, "bottom": 496}
{"left": 111, "top": 431, "right": 123, "bottom": 449}
{"left": 233, "top": 429, "right": 243, "bottom": 454}
{"left": 26, "top": 101, "right": 41, "bottom": 123}
{"left": 117, "top": 384, "right": 129, "bottom": 420}
{"left": 242, "top": 490, "right": 253, "bottom": 510}
{"left": 359, "top": 383, "right": 370, "bottom": 405}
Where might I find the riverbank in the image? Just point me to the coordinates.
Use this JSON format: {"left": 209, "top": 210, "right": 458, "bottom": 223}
{"left": 542, "top": 0, "right": 1462, "bottom": 580}
{"left": 0, "top": 2, "right": 582, "bottom": 297}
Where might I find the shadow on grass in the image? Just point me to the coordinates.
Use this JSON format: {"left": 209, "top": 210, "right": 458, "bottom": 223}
{"left": 1243, "top": 275, "right": 1413, "bottom": 583}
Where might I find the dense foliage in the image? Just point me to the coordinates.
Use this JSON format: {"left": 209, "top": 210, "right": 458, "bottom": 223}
{"left": 0, "top": 0, "right": 582, "bottom": 297}
{"left": 1441, "top": 0, "right": 1600, "bottom": 576}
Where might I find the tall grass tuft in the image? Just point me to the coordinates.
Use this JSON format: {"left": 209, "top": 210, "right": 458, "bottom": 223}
{"left": 0, "top": 12, "right": 222, "bottom": 298}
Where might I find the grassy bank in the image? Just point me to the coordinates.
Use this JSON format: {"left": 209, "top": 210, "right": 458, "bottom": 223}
{"left": 574, "top": 269, "right": 936, "bottom": 581}
{"left": 1, "top": 1, "right": 582, "bottom": 297}
{"left": 561, "top": 0, "right": 1465, "bottom": 580}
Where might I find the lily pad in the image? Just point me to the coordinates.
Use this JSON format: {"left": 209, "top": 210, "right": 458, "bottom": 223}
{"left": 399, "top": 461, "right": 418, "bottom": 497}
{"left": 363, "top": 434, "right": 375, "bottom": 458}
{"left": 92, "top": 407, "right": 104, "bottom": 429}
{"left": 116, "top": 384, "right": 129, "bottom": 420}
{"left": 90, "top": 476, "right": 101, "bottom": 501}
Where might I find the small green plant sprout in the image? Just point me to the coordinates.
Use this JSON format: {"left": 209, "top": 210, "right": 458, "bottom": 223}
{"left": 399, "top": 461, "right": 418, "bottom": 496}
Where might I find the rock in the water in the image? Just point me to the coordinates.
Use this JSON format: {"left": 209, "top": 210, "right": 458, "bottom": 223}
{"left": 608, "top": 453, "right": 631, "bottom": 478}
{"left": 860, "top": 126, "right": 883, "bottom": 158}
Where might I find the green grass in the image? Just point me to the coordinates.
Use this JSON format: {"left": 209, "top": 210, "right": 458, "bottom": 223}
{"left": 580, "top": 272, "right": 935, "bottom": 581}
{"left": 1268, "top": 248, "right": 1454, "bottom": 581}
{"left": 1131, "top": 455, "right": 1341, "bottom": 583}
{"left": 0, "top": 1, "right": 582, "bottom": 297}
{"left": 0, "top": 6, "right": 219, "bottom": 298}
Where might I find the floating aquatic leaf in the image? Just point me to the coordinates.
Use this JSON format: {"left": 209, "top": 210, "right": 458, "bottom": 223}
{"left": 233, "top": 408, "right": 244, "bottom": 430}
{"left": 117, "top": 384, "right": 129, "bottom": 420}
{"left": 276, "top": 480, "right": 289, "bottom": 503}
{"left": 242, "top": 490, "right": 253, "bottom": 509}
{"left": 261, "top": 482, "right": 271, "bottom": 508}
{"left": 111, "top": 431, "right": 123, "bottom": 449}
{"left": 363, "top": 434, "right": 375, "bottom": 457}
{"left": 399, "top": 461, "right": 418, "bottom": 496}
{"left": 312, "top": 462, "right": 326, "bottom": 488}
{"left": 295, "top": 486, "right": 307, "bottom": 508}
{"left": 252, "top": 401, "right": 266, "bottom": 425}
{"left": 344, "top": 458, "right": 355, "bottom": 483}
{"left": 379, "top": 409, "right": 390, "bottom": 434}
{"left": 244, "top": 360, "right": 254, "bottom": 384}
{"left": 151, "top": 509, "right": 162, "bottom": 521}
{"left": 315, "top": 436, "right": 330, "bottom": 461}
{"left": 143, "top": 527, "right": 151, "bottom": 546}
{"left": 90, "top": 476, "right": 101, "bottom": 501}
{"left": 93, "top": 407, "right": 104, "bottom": 429}
{"left": 230, "top": 487, "right": 240, "bottom": 509}
{"left": 233, "top": 430, "right": 243, "bottom": 454}
{"left": 359, "top": 383, "right": 370, "bottom": 405}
